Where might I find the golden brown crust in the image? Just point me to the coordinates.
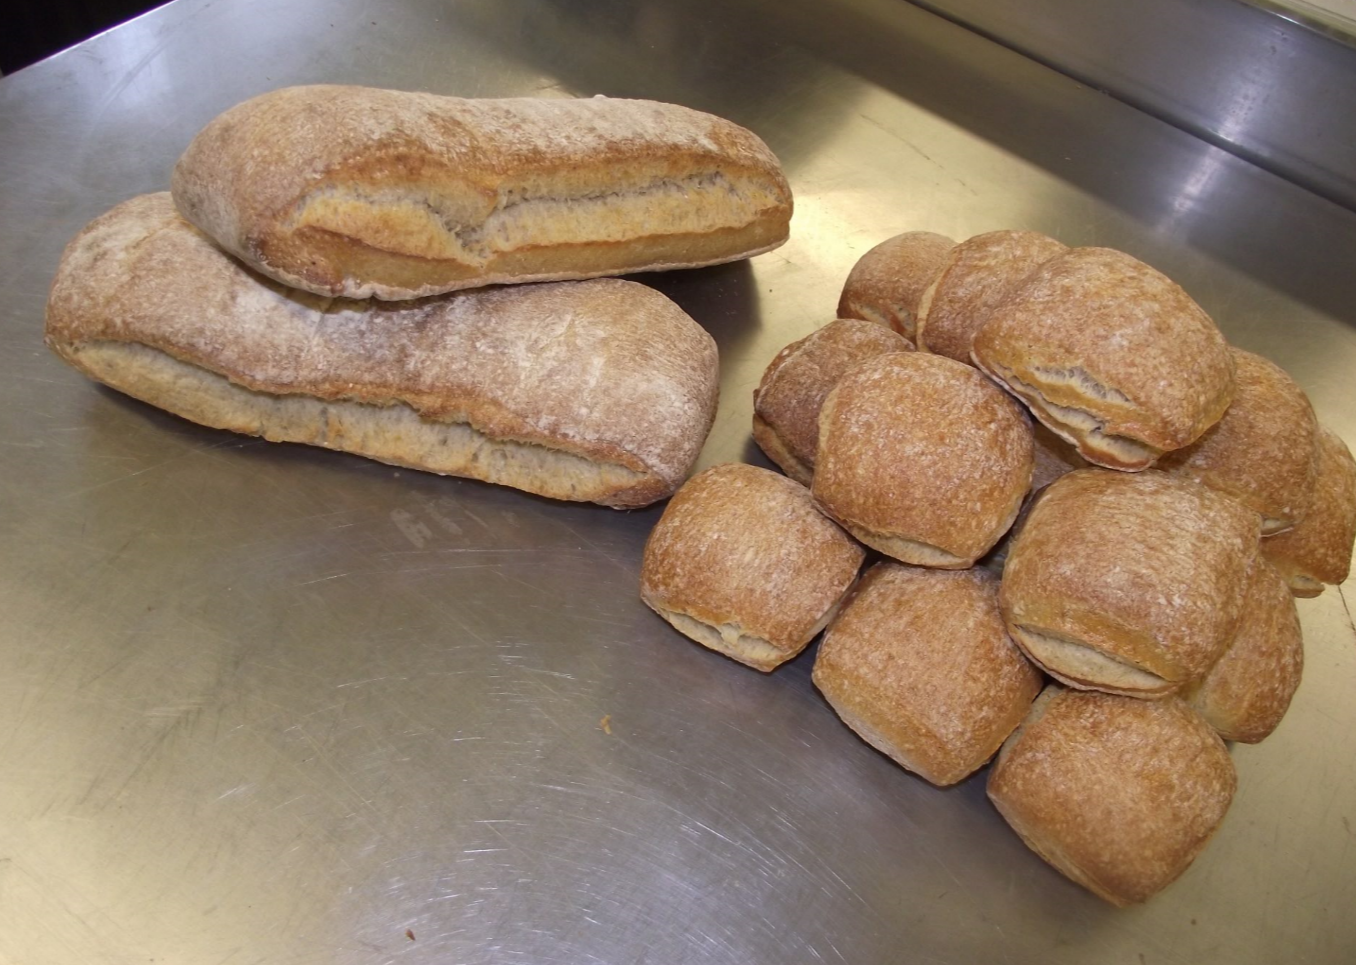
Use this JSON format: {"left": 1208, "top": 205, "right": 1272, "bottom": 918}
{"left": 1159, "top": 348, "right": 1319, "bottom": 534}
{"left": 171, "top": 85, "right": 793, "bottom": 299}
{"left": 836, "top": 231, "right": 955, "bottom": 341}
{"left": 1184, "top": 557, "right": 1303, "bottom": 743}
{"left": 639, "top": 464, "right": 865, "bottom": 671}
{"left": 987, "top": 686, "right": 1236, "bottom": 907}
{"left": 972, "top": 247, "right": 1235, "bottom": 470}
{"left": 1261, "top": 426, "right": 1356, "bottom": 595}
{"left": 1000, "top": 469, "right": 1261, "bottom": 696}
{"left": 915, "top": 230, "right": 1066, "bottom": 363}
{"left": 812, "top": 563, "right": 1042, "bottom": 786}
{"left": 44, "top": 194, "right": 719, "bottom": 509}
{"left": 752, "top": 319, "right": 913, "bottom": 485}
{"left": 813, "top": 352, "right": 1033, "bottom": 567}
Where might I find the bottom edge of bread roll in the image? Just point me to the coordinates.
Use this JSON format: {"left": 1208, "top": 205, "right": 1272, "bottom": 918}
{"left": 750, "top": 413, "right": 814, "bottom": 487}
{"left": 645, "top": 605, "right": 806, "bottom": 672}
{"left": 834, "top": 520, "right": 974, "bottom": 569}
{"left": 60, "top": 339, "right": 668, "bottom": 509}
{"left": 815, "top": 686, "right": 974, "bottom": 787}
{"left": 1010, "top": 625, "right": 1177, "bottom": 698}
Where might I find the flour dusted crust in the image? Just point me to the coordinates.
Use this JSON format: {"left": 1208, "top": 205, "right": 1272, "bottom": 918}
{"left": 752, "top": 319, "right": 913, "bottom": 485}
{"left": 915, "top": 229, "right": 1066, "bottom": 364}
{"left": 45, "top": 194, "right": 719, "bottom": 509}
{"left": 1159, "top": 348, "right": 1319, "bottom": 534}
{"left": 987, "top": 686, "right": 1237, "bottom": 907}
{"left": 836, "top": 231, "right": 955, "bottom": 342}
{"left": 171, "top": 85, "right": 793, "bottom": 300}
{"left": 1000, "top": 469, "right": 1260, "bottom": 697}
{"left": 1261, "top": 426, "right": 1356, "bottom": 596}
{"left": 813, "top": 352, "right": 1034, "bottom": 568}
{"left": 972, "top": 247, "right": 1235, "bottom": 471}
{"left": 812, "top": 563, "right": 1042, "bottom": 786}
{"left": 1184, "top": 557, "right": 1303, "bottom": 743}
{"left": 639, "top": 464, "right": 865, "bottom": 671}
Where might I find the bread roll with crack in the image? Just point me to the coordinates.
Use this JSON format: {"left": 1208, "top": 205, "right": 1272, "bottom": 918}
{"left": 1261, "top": 426, "right": 1356, "bottom": 597}
{"left": 987, "top": 686, "right": 1236, "bottom": 907}
{"left": 972, "top": 247, "right": 1235, "bottom": 471}
{"left": 1159, "top": 348, "right": 1318, "bottom": 534}
{"left": 45, "top": 194, "right": 718, "bottom": 509}
{"left": 813, "top": 563, "right": 1042, "bottom": 786}
{"left": 752, "top": 319, "right": 912, "bottom": 485}
{"left": 836, "top": 231, "right": 955, "bottom": 341}
{"left": 1000, "top": 469, "right": 1260, "bottom": 697}
{"left": 914, "top": 229, "right": 1066, "bottom": 363}
{"left": 813, "top": 352, "right": 1033, "bottom": 568}
{"left": 1184, "top": 556, "right": 1303, "bottom": 743}
{"left": 640, "top": 464, "right": 865, "bottom": 671}
{"left": 171, "top": 85, "right": 793, "bottom": 300}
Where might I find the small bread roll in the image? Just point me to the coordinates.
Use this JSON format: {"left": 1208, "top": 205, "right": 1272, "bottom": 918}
{"left": 1159, "top": 348, "right": 1319, "bottom": 534}
{"left": 972, "top": 247, "right": 1235, "bottom": 471}
{"left": 836, "top": 231, "right": 955, "bottom": 342}
{"left": 752, "top": 319, "right": 913, "bottom": 485}
{"left": 1184, "top": 557, "right": 1303, "bottom": 743}
{"left": 914, "top": 229, "right": 1066, "bottom": 363}
{"left": 640, "top": 464, "right": 864, "bottom": 672}
{"left": 988, "top": 686, "right": 1237, "bottom": 907}
{"left": 813, "top": 563, "right": 1043, "bottom": 786}
{"left": 1261, "top": 426, "right": 1356, "bottom": 597}
{"left": 1001, "top": 469, "right": 1260, "bottom": 697}
{"left": 814, "top": 352, "right": 1034, "bottom": 568}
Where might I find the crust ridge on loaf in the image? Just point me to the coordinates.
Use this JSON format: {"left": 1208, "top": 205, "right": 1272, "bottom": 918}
{"left": 45, "top": 193, "right": 720, "bottom": 509}
{"left": 171, "top": 85, "right": 794, "bottom": 299}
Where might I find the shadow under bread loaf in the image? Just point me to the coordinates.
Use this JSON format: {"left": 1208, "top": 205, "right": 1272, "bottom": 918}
{"left": 987, "top": 686, "right": 1236, "bottom": 907}
{"left": 1260, "top": 426, "right": 1356, "bottom": 597}
{"left": 836, "top": 231, "right": 955, "bottom": 342}
{"left": 171, "top": 85, "right": 793, "bottom": 300}
{"left": 812, "top": 563, "right": 1042, "bottom": 786}
{"left": 1183, "top": 556, "right": 1303, "bottom": 743}
{"left": 914, "top": 229, "right": 1066, "bottom": 364}
{"left": 45, "top": 194, "right": 719, "bottom": 509}
{"left": 752, "top": 318, "right": 913, "bottom": 486}
{"left": 999, "top": 469, "right": 1260, "bottom": 698}
{"left": 639, "top": 464, "right": 864, "bottom": 672}
{"left": 972, "top": 247, "right": 1235, "bottom": 471}
{"left": 813, "top": 352, "right": 1033, "bottom": 568}
{"left": 1159, "top": 348, "right": 1319, "bottom": 535}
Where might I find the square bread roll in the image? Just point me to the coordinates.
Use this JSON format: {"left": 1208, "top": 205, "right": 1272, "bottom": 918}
{"left": 836, "top": 231, "right": 955, "bottom": 342}
{"left": 1000, "top": 469, "right": 1260, "bottom": 697}
{"left": 640, "top": 463, "right": 865, "bottom": 671}
{"left": 987, "top": 686, "right": 1236, "bottom": 907}
{"left": 1261, "top": 426, "right": 1356, "bottom": 597}
{"left": 812, "top": 563, "right": 1043, "bottom": 786}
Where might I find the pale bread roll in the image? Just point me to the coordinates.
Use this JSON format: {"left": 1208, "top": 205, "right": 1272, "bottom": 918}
{"left": 45, "top": 194, "right": 719, "bottom": 509}
{"left": 1261, "top": 426, "right": 1356, "bottom": 596}
{"left": 1159, "top": 348, "right": 1319, "bottom": 534}
{"left": 972, "top": 247, "right": 1235, "bottom": 471}
{"left": 914, "top": 229, "right": 1066, "bottom": 363}
{"left": 812, "top": 563, "right": 1043, "bottom": 786}
{"left": 813, "top": 352, "right": 1034, "bottom": 568}
{"left": 172, "top": 85, "right": 793, "bottom": 300}
{"left": 1000, "top": 469, "right": 1260, "bottom": 697}
{"left": 987, "top": 686, "right": 1236, "bottom": 907}
{"left": 640, "top": 464, "right": 865, "bottom": 672}
{"left": 1184, "top": 556, "right": 1303, "bottom": 743}
{"left": 752, "top": 319, "right": 913, "bottom": 485}
{"left": 836, "top": 231, "right": 955, "bottom": 342}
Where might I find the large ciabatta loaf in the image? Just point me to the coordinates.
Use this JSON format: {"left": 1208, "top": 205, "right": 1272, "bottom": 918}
{"left": 45, "top": 194, "right": 719, "bottom": 509}
{"left": 171, "top": 85, "right": 793, "bottom": 300}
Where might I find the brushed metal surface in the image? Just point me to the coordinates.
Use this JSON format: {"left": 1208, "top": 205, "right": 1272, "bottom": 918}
{"left": 1, "top": 1, "right": 1355, "bottom": 963}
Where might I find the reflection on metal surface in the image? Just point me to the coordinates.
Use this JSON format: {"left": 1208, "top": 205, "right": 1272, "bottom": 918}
{"left": 1, "top": 0, "right": 1355, "bottom": 963}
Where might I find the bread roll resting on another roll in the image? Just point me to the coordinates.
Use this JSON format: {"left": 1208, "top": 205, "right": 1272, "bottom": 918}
{"left": 640, "top": 464, "right": 864, "bottom": 671}
{"left": 45, "top": 194, "right": 719, "bottom": 509}
{"left": 171, "top": 85, "right": 793, "bottom": 300}
{"left": 836, "top": 231, "right": 955, "bottom": 342}
{"left": 1261, "top": 426, "right": 1356, "bottom": 597}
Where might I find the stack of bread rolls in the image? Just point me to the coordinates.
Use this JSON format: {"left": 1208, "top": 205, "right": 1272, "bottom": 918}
{"left": 45, "top": 85, "right": 796, "bottom": 508}
{"left": 642, "top": 226, "right": 1356, "bottom": 906}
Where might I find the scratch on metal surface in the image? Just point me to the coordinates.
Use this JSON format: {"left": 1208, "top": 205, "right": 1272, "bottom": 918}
{"left": 1337, "top": 584, "right": 1356, "bottom": 643}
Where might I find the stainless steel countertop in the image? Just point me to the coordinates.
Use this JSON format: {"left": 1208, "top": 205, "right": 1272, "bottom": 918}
{"left": 2, "top": 1, "right": 1354, "bottom": 962}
